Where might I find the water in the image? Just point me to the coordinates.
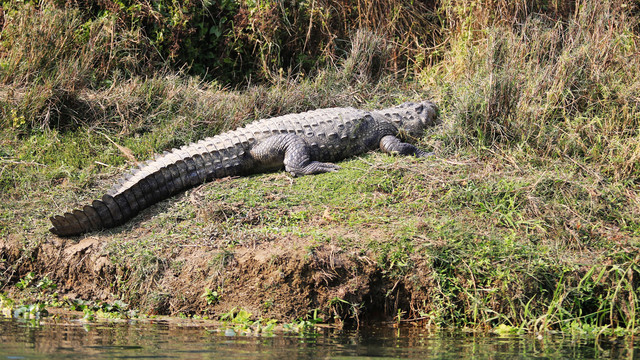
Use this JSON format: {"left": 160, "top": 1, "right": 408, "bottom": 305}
{"left": 0, "top": 317, "right": 636, "bottom": 359}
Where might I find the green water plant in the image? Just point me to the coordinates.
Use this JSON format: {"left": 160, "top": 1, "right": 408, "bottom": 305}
{"left": 219, "top": 307, "right": 278, "bottom": 335}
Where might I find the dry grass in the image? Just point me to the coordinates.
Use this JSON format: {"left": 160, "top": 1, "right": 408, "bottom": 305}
{"left": 428, "top": 0, "right": 640, "bottom": 179}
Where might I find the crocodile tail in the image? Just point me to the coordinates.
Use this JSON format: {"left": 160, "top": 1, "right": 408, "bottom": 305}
{"left": 49, "top": 191, "right": 133, "bottom": 236}
{"left": 48, "top": 156, "right": 209, "bottom": 236}
{"left": 49, "top": 134, "right": 248, "bottom": 237}
{"left": 48, "top": 165, "right": 176, "bottom": 236}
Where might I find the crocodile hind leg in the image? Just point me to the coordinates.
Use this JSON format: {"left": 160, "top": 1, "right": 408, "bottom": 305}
{"left": 250, "top": 134, "right": 340, "bottom": 177}
{"left": 380, "top": 135, "right": 434, "bottom": 158}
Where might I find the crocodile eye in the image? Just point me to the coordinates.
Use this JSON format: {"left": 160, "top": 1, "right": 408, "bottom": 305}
{"left": 415, "top": 104, "right": 424, "bottom": 114}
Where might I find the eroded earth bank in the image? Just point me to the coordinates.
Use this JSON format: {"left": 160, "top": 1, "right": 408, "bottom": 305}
{"left": 2, "top": 156, "right": 639, "bottom": 331}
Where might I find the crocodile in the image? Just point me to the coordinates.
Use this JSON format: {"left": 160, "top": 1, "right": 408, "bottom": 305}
{"left": 49, "top": 100, "right": 439, "bottom": 237}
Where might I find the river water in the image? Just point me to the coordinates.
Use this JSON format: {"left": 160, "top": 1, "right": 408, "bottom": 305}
{"left": 0, "top": 317, "right": 636, "bottom": 359}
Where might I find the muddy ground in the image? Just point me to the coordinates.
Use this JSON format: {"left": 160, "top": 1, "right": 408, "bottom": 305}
{"left": 0, "top": 225, "right": 429, "bottom": 324}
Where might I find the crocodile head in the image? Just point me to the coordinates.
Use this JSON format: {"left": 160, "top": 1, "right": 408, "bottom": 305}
{"left": 378, "top": 100, "right": 440, "bottom": 141}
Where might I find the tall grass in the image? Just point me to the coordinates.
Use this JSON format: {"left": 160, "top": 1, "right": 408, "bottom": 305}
{"left": 0, "top": 4, "right": 156, "bottom": 130}
{"left": 0, "top": 1, "right": 436, "bottom": 130}
{"left": 431, "top": 0, "right": 640, "bottom": 179}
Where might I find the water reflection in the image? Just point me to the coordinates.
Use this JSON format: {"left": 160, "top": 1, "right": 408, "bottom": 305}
{"left": 0, "top": 317, "right": 636, "bottom": 359}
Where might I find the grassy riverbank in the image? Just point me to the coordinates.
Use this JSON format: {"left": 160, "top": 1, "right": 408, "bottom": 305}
{"left": 1, "top": 1, "right": 639, "bottom": 335}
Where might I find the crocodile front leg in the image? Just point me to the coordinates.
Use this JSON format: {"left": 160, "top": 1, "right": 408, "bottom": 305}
{"left": 250, "top": 134, "right": 340, "bottom": 177}
{"left": 379, "top": 135, "right": 434, "bottom": 158}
